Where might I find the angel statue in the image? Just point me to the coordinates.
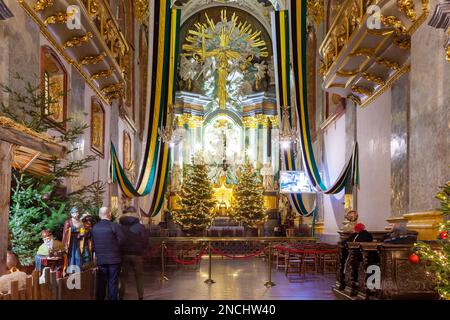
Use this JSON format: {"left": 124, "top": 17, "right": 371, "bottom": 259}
{"left": 179, "top": 56, "right": 198, "bottom": 91}
{"left": 170, "top": 162, "right": 182, "bottom": 192}
{"left": 253, "top": 61, "right": 268, "bottom": 91}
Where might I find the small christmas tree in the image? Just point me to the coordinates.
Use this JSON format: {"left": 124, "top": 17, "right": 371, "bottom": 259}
{"left": 172, "top": 155, "right": 216, "bottom": 234}
{"left": 231, "top": 161, "right": 267, "bottom": 228}
{"left": 415, "top": 178, "right": 450, "bottom": 299}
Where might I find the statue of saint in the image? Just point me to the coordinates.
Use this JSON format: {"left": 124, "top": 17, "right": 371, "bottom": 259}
{"left": 171, "top": 163, "right": 182, "bottom": 192}
{"left": 261, "top": 162, "right": 275, "bottom": 191}
{"left": 79, "top": 213, "right": 94, "bottom": 269}
{"left": 341, "top": 210, "right": 359, "bottom": 232}
{"left": 62, "top": 207, "right": 83, "bottom": 273}
{"left": 35, "top": 230, "right": 65, "bottom": 272}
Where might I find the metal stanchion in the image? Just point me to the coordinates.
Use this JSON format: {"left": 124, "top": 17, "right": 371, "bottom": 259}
{"left": 160, "top": 241, "right": 169, "bottom": 281}
{"left": 264, "top": 242, "right": 276, "bottom": 287}
{"left": 204, "top": 241, "right": 215, "bottom": 284}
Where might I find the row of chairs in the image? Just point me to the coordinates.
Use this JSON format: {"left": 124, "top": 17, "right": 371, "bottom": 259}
{"left": 273, "top": 243, "right": 338, "bottom": 279}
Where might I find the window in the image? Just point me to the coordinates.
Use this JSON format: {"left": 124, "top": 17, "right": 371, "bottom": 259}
{"left": 40, "top": 46, "right": 67, "bottom": 127}
{"left": 91, "top": 97, "right": 105, "bottom": 157}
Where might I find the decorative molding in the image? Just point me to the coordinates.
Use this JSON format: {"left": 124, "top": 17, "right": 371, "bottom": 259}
{"left": 63, "top": 32, "right": 93, "bottom": 49}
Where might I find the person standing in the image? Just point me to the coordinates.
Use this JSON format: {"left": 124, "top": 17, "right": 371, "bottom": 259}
{"left": 92, "top": 207, "right": 124, "bottom": 300}
{"left": 119, "top": 207, "right": 148, "bottom": 300}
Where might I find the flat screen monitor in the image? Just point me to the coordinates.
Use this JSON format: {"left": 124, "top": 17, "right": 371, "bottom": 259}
{"left": 279, "top": 171, "right": 314, "bottom": 194}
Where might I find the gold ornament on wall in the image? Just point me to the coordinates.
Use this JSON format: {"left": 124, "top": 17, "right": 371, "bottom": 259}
{"left": 43, "top": 11, "right": 72, "bottom": 25}
{"left": 80, "top": 52, "right": 106, "bottom": 65}
{"left": 90, "top": 69, "right": 113, "bottom": 81}
{"left": 63, "top": 33, "right": 93, "bottom": 49}
{"left": 34, "top": 0, "right": 53, "bottom": 12}
{"left": 307, "top": 0, "right": 324, "bottom": 29}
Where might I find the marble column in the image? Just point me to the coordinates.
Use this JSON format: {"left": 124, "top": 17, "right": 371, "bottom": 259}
{"left": 405, "top": 4, "right": 450, "bottom": 239}
{"left": 390, "top": 73, "right": 410, "bottom": 218}
{"left": 409, "top": 7, "right": 450, "bottom": 213}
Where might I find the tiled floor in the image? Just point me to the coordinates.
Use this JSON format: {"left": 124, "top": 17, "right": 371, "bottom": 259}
{"left": 123, "top": 257, "right": 337, "bottom": 300}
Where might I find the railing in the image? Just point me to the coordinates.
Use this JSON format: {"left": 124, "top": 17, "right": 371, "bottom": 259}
{"left": 319, "top": 0, "right": 375, "bottom": 76}
{"left": 152, "top": 237, "right": 318, "bottom": 287}
{"left": 0, "top": 268, "right": 96, "bottom": 300}
{"left": 81, "top": 0, "right": 129, "bottom": 75}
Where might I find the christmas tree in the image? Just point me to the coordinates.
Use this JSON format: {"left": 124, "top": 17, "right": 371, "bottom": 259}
{"left": 231, "top": 161, "right": 267, "bottom": 228}
{"left": 172, "top": 155, "right": 217, "bottom": 234}
{"left": 415, "top": 178, "right": 450, "bottom": 299}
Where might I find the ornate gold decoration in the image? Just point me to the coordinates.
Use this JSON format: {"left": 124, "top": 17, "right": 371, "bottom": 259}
{"left": 182, "top": 10, "right": 268, "bottom": 109}
{"left": 101, "top": 83, "right": 124, "bottom": 95}
{"left": 351, "top": 85, "right": 374, "bottom": 97}
{"left": 349, "top": 48, "right": 375, "bottom": 58}
{"left": 43, "top": 11, "right": 71, "bottom": 25}
{"left": 375, "top": 57, "right": 401, "bottom": 70}
{"left": 361, "top": 72, "right": 386, "bottom": 86}
{"left": 380, "top": 15, "right": 407, "bottom": 34}
{"left": 397, "top": 0, "right": 417, "bottom": 21}
{"left": 242, "top": 117, "right": 259, "bottom": 129}
{"left": 90, "top": 69, "right": 113, "bottom": 81}
{"left": 307, "top": 0, "right": 325, "bottom": 28}
{"left": 135, "top": 0, "right": 149, "bottom": 23}
{"left": 63, "top": 32, "right": 93, "bottom": 49}
{"left": 34, "top": 0, "right": 53, "bottom": 12}
{"left": 393, "top": 35, "right": 411, "bottom": 50}
{"left": 80, "top": 52, "right": 106, "bottom": 65}
{"left": 336, "top": 69, "right": 360, "bottom": 77}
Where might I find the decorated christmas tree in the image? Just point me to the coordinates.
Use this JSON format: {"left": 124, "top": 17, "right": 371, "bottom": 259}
{"left": 415, "top": 178, "right": 450, "bottom": 299}
{"left": 231, "top": 161, "right": 267, "bottom": 228}
{"left": 172, "top": 155, "right": 217, "bottom": 234}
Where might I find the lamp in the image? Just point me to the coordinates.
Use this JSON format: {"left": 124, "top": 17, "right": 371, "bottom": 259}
{"left": 158, "top": 104, "right": 183, "bottom": 147}
{"left": 279, "top": 105, "right": 299, "bottom": 156}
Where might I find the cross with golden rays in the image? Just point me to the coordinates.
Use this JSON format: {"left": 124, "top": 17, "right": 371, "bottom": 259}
{"left": 182, "top": 10, "right": 268, "bottom": 109}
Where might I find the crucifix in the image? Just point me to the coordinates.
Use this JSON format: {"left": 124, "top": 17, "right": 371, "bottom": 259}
{"left": 182, "top": 10, "right": 268, "bottom": 109}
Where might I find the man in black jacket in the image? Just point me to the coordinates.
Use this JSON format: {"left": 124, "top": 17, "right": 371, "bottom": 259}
{"left": 92, "top": 207, "right": 125, "bottom": 300}
{"left": 118, "top": 207, "right": 148, "bottom": 300}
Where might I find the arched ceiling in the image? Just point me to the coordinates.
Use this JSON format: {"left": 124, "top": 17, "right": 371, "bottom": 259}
{"left": 173, "top": 0, "right": 286, "bottom": 34}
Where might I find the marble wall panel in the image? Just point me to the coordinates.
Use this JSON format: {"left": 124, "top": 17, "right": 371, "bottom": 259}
{"left": 409, "top": 7, "right": 450, "bottom": 212}
{"left": 390, "top": 73, "right": 410, "bottom": 217}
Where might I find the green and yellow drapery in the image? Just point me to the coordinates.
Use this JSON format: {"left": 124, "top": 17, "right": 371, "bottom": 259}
{"left": 110, "top": 2, "right": 181, "bottom": 217}
{"left": 272, "top": 1, "right": 359, "bottom": 218}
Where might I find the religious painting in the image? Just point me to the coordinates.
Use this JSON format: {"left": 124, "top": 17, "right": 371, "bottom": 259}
{"left": 123, "top": 131, "right": 132, "bottom": 170}
{"left": 90, "top": 97, "right": 105, "bottom": 157}
{"left": 40, "top": 46, "right": 67, "bottom": 127}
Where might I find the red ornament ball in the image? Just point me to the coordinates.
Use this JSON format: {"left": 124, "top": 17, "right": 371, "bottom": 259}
{"left": 439, "top": 231, "right": 449, "bottom": 240}
{"left": 409, "top": 253, "right": 420, "bottom": 264}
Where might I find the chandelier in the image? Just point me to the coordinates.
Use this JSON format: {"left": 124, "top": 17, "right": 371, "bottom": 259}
{"left": 279, "top": 105, "right": 299, "bottom": 156}
{"left": 158, "top": 104, "right": 184, "bottom": 147}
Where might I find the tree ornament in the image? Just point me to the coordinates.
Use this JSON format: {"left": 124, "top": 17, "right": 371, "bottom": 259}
{"left": 439, "top": 231, "right": 449, "bottom": 240}
{"left": 409, "top": 253, "right": 420, "bottom": 264}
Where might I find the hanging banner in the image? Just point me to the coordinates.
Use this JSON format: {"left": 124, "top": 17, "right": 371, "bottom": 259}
{"left": 110, "top": 2, "right": 181, "bottom": 217}
{"left": 290, "top": 0, "right": 359, "bottom": 194}
{"left": 272, "top": 2, "right": 359, "bottom": 218}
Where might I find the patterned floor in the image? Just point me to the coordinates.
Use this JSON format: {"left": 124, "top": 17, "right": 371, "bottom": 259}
{"left": 123, "top": 257, "right": 337, "bottom": 300}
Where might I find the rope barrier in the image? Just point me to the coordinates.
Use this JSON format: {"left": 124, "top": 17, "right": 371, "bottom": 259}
{"left": 209, "top": 246, "right": 268, "bottom": 259}
{"left": 165, "top": 247, "right": 207, "bottom": 265}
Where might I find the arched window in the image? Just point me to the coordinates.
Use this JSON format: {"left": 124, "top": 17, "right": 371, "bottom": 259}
{"left": 91, "top": 97, "right": 105, "bottom": 157}
{"left": 40, "top": 46, "right": 67, "bottom": 127}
